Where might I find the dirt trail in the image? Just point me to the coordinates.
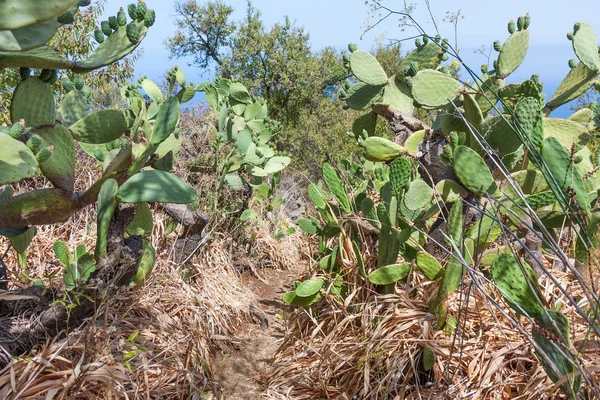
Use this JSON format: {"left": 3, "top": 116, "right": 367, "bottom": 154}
{"left": 210, "top": 267, "right": 299, "bottom": 399}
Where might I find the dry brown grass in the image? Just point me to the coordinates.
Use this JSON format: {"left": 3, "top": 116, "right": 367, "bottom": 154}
{"left": 262, "top": 239, "right": 600, "bottom": 399}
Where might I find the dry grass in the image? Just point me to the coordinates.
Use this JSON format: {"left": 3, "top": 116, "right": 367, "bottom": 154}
{"left": 263, "top": 238, "right": 600, "bottom": 399}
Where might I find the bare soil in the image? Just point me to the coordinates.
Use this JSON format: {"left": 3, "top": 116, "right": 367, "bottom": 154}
{"left": 210, "top": 267, "right": 299, "bottom": 399}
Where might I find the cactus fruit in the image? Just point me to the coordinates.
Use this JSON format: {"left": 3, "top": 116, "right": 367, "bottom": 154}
{"left": 517, "top": 16, "right": 524, "bottom": 31}
{"left": 19, "top": 68, "right": 30, "bottom": 80}
{"left": 108, "top": 16, "right": 119, "bottom": 31}
{"left": 359, "top": 136, "right": 407, "bottom": 162}
{"left": 493, "top": 40, "right": 502, "bottom": 52}
{"left": 127, "top": 3, "right": 138, "bottom": 20}
{"left": 568, "top": 58, "right": 577, "bottom": 68}
{"left": 508, "top": 19, "right": 516, "bottom": 34}
{"left": 415, "top": 38, "right": 422, "bottom": 48}
{"left": 480, "top": 64, "right": 489, "bottom": 74}
{"left": 73, "top": 74, "right": 84, "bottom": 90}
{"left": 35, "top": 149, "right": 52, "bottom": 163}
{"left": 117, "top": 8, "right": 127, "bottom": 26}
{"left": 136, "top": 1, "right": 147, "bottom": 21}
{"left": 144, "top": 9, "right": 155, "bottom": 27}
{"left": 523, "top": 13, "right": 531, "bottom": 29}
{"left": 94, "top": 29, "right": 105, "bottom": 43}
{"left": 101, "top": 21, "right": 112, "bottom": 36}
{"left": 348, "top": 43, "right": 358, "bottom": 53}
{"left": 58, "top": 11, "right": 75, "bottom": 25}
{"left": 126, "top": 22, "right": 140, "bottom": 43}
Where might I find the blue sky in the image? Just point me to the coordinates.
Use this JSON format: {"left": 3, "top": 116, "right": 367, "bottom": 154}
{"left": 102, "top": 0, "right": 600, "bottom": 116}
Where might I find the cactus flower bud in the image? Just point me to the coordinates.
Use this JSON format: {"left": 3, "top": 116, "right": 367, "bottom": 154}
{"left": 348, "top": 43, "right": 358, "bottom": 53}
{"left": 493, "top": 40, "right": 502, "bottom": 52}
{"left": 567, "top": 32, "right": 573, "bottom": 41}
{"left": 57, "top": 11, "right": 75, "bottom": 25}
{"left": 573, "top": 22, "right": 581, "bottom": 33}
{"left": 94, "top": 29, "right": 105, "bottom": 43}
{"left": 434, "top": 34, "right": 441, "bottom": 43}
{"left": 74, "top": 75, "right": 84, "bottom": 90}
{"left": 517, "top": 16, "right": 524, "bottom": 31}
{"left": 441, "top": 54, "right": 449, "bottom": 61}
{"left": 136, "top": 0, "right": 147, "bottom": 21}
{"left": 144, "top": 9, "right": 155, "bottom": 27}
{"left": 415, "top": 38, "right": 422, "bottom": 48}
{"left": 9, "top": 123, "right": 24, "bottom": 138}
{"left": 27, "top": 136, "right": 42, "bottom": 153}
{"left": 126, "top": 22, "right": 141, "bottom": 43}
{"left": 127, "top": 4, "right": 138, "bottom": 20}
{"left": 480, "top": 64, "right": 488, "bottom": 74}
{"left": 118, "top": 8, "right": 127, "bottom": 26}
{"left": 423, "top": 35, "right": 429, "bottom": 45}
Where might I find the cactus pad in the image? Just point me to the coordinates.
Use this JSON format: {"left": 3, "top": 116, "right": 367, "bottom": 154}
{"left": 359, "top": 136, "right": 407, "bottom": 162}
{"left": 491, "top": 253, "right": 544, "bottom": 317}
{"left": 10, "top": 77, "right": 56, "bottom": 126}
{"left": 0, "top": 19, "right": 61, "bottom": 52}
{"left": 367, "top": 263, "right": 411, "bottom": 285}
{"left": 571, "top": 22, "right": 600, "bottom": 71}
{"left": 0, "top": 0, "right": 77, "bottom": 30}
{"left": 398, "top": 42, "right": 444, "bottom": 77}
{"left": 416, "top": 251, "right": 443, "bottom": 280}
{"left": 0, "top": 134, "right": 38, "bottom": 184}
{"left": 541, "top": 137, "right": 590, "bottom": 213}
{"left": 497, "top": 30, "right": 530, "bottom": 79}
{"left": 435, "top": 179, "right": 466, "bottom": 202}
{"left": 389, "top": 156, "right": 412, "bottom": 195}
{"left": 546, "top": 62, "right": 598, "bottom": 111}
{"left": 58, "top": 89, "right": 90, "bottom": 126}
{"left": 404, "top": 180, "right": 433, "bottom": 210}
{"left": 94, "top": 179, "right": 118, "bottom": 259}
{"left": 322, "top": 163, "right": 351, "bottom": 212}
{"left": 515, "top": 97, "right": 544, "bottom": 148}
{"left": 345, "top": 82, "right": 384, "bottom": 110}
{"left": 32, "top": 125, "right": 75, "bottom": 191}
{"left": 352, "top": 111, "right": 378, "bottom": 137}
{"left": 412, "top": 69, "right": 462, "bottom": 107}
{"left": 381, "top": 76, "right": 414, "bottom": 114}
{"left": 543, "top": 117, "right": 590, "bottom": 149}
{"left": 131, "top": 239, "right": 156, "bottom": 288}
{"left": 71, "top": 109, "right": 127, "bottom": 144}
{"left": 350, "top": 50, "right": 388, "bottom": 86}
{"left": 150, "top": 96, "right": 180, "bottom": 145}
{"left": 116, "top": 170, "right": 196, "bottom": 204}
{"left": 452, "top": 145, "right": 498, "bottom": 196}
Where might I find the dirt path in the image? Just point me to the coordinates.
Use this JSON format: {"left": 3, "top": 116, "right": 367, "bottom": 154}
{"left": 210, "top": 268, "right": 298, "bottom": 399}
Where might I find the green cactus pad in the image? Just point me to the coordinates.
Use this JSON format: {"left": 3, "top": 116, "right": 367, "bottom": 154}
{"left": 389, "top": 156, "right": 412, "bottom": 195}
{"left": 94, "top": 179, "right": 118, "bottom": 260}
{"left": 0, "top": 46, "right": 74, "bottom": 69}
{"left": 571, "top": 22, "right": 600, "bottom": 71}
{"left": 10, "top": 76, "right": 55, "bottom": 126}
{"left": 398, "top": 42, "right": 444, "bottom": 77}
{"left": 0, "top": 18, "right": 62, "bottom": 52}
{"left": 380, "top": 76, "right": 414, "bottom": 114}
{"left": 350, "top": 50, "right": 388, "bottom": 86}
{"left": 543, "top": 117, "right": 590, "bottom": 149}
{"left": 140, "top": 78, "right": 163, "bottom": 103}
{"left": 116, "top": 170, "right": 196, "bottom": 204}
{"left": 359, "top": 136, "right": 407, "bottom": 162}
{"left": 352, "top": 111, "right": 378, "bottom": 137}
{"left": 541, "top": 137, "right": 590, "bottom": 213}
{"left": 497, "top": 30, "right": 530, "bottom": 79}
{"left": 126, "top": 202, "right": 153, "bottom": 236}
{"left": 416, "top": 251, "right": 443, "bottom": 280}
{"left": 403, "top": 129, "right": 425, "bottom": 155}
{"left": 515, "top": 97, "right": 544, "bottom": 148}
{"left": 434, "top": 179, "right": 466, "bottom": 202}
{"left": 532, "top": 310, "right": 581, "bottom": 396}
{"left": 31, "top": 125, "right": 75, "bottom": 191}
{"left": 491, "top": 253, "right": 544, "bottom": 317}
{"left": 404, "top": 180, "right": 433, "bottom": 210}
{"left": 546, "top": 62, "right": 598, "bottom": 111}
{"left": 567, "top": 107, "right": 594, "bottom": 124}
{"left": 481, "top": 115, "right": 523, "bottom": 157}
{"left": 525, "top": 190, "right": 557, "bottom": 209}
{"left": 71, "top": 109, "right": 127, "bottom": 144}
{"left": 150, "top": 96, "right": 180, "bottom": 145}
{"left": 74, "top": 20, "right": 147, "bottom": 73}
{"left": 509, "top": 169, "right": 550, "bottom": 195}
{"left": 0, "top": 0, "right": 77, "bottom": 30}
{"left": 412, "top": 70, "right": 462, "bottom": 108}
{"left": 453, "top": 145, "right": 498, "bottom": 196}
{"left": 0, "top": 134, "right": 38, "bottom": 184}
{"left": 462, "top": 93, "right": 484, "bottom": 129}
{"left": 345, "top": 82, "right": 384, "bottom": 110}
{"left": 131, "top": 239, "right": 156, "bottom": 288}
{"left": 58, "top": 90, "right": 90, "bottom": 126}
{"left": 367, "top": 263, "right": 410, "bottom": 285}
{"left": 322, "top": 163, "right": 351, "bottom": 212}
